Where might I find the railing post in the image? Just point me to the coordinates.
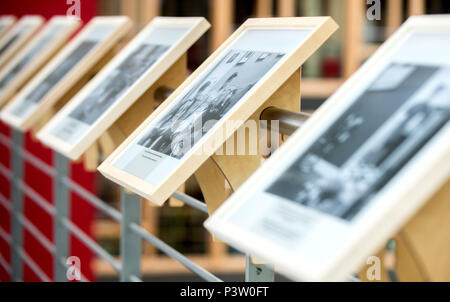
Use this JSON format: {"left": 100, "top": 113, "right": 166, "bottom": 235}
{"left": 120, "top": 188, "right": 142, "bottom": 282}
{"left": 245, "top": 255, "right": 275, "bottom": 282}
{"left": 10, "top": 129, "right": 24, "bottom": 282}
{"left": 53, "top": 152, "right": 71, "bottom": 282}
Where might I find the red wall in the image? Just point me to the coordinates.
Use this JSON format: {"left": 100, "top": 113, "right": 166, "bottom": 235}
{"left": 0, "top": 0, "right": 99, "bottom": 282}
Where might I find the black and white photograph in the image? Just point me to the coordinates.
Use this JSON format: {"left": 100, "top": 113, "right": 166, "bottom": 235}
{"left": 66, "top": 43, "right": 169, "bottom": 126}
{"left": 266, "top": 63, "right": 450, "bottom": 221}
{"left": 136, "top": 49, "right": 285, "bottom": 159}
{"left": 0, "top": 26, "right": 62, "bottom": 90}
{"left": 0, "top": 32, "right": 21, "bottom": 57}
{"left": 9, "top": 40, "right": 99, "bottom": 117}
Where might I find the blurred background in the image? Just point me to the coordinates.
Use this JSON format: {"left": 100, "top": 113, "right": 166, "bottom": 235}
{"left": 0, "top": 0, "right": 449, "bottom": 282}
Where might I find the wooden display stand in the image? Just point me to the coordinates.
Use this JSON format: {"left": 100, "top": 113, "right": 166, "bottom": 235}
{"left": 195, "top": 68, "right": 301, "bottom": 214}
{"left": 360, "top": 179, "right": 450, "bottom": 282}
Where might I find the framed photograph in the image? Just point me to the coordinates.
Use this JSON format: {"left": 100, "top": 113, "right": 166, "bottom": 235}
{"left": 0, "top": 15, "right": 16, "bottom": 40}
{"left": 0, "top": 16, "right": 132, "bottom": 131}
{"left": 98, "top": 17, "right": 338, "bottom": 205}
{"left": 205, "top": 15, "right": 450, "bottom": 282}
{"left": 0, "top": 16, "right": 81, "bottom": 107}
{"left": 0, "top": 15, "right": 44, "bottom": 69}
{"left": 37, "top": 17, "right": 210, "bottom": 160}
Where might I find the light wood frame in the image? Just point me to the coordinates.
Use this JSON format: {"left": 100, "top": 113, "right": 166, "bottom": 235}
{"left": 0, "top": 16, "right": 133, "bottom": 131}
{"left": 0, "top": 15, "right": 16, "bottom": 40}
{"left": 0, "top": 15, "right": 44, "bottom": 70}
{"left": 98, "top": 17, "right": 338, "bottom": 205}
{"left": 37, "top": 17, "right": 210, "bottom": 161}
{"left": 0, "top": 16, "right": 81, "bottom": 107}
{"left": 205, "top": 15, "right": 450, "bottom": 282}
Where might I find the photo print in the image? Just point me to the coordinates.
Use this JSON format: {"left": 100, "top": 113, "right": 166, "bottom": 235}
{"left": 136, "top": 49, "right": 285, "bottom": 159}
{"left": 9, "top": 40, "right": 99, "bottom": 118}
{"left": 0, "top": 26, "right": 63, "bottom": 90}
{"left": 50, "top": 43, "right": 169, "bottom": 143}
{"left": 266, "top": 63, "right": 450, "bottom": 221}
{"left": 0, "top": 32, "right": 21, "bottom": 57}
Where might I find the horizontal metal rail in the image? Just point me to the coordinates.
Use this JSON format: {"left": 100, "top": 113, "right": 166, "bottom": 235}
{"left": 0, "top": 227, "right": 11, "bottom": 244}
{"left": 0, "top": 192, "right": 11, "bottom": 212}
{"left": 260, "top": 107, "right": 311, "bottom": 136}
{"left": 62, "top": 177, "right": 122, "bottom": 222}
{"left": 61, "top": 217, "right": 122, "bottom": 273}
{"left": 17, "top": 213, "right": 55, "bottom": 254}
{"left": 172, "top": 191, "right": 209, "bottom": 214}
{"left": 0, "top": 162, "right": 11, "bottom": 180}
{"left": 19, "top": 181, "right": 56, "bottom": 216}
{"left": 0, "top": 253, "right": 11, "bottom": 275}
{"left": 15, "top": 246, "right": 51, "bottom": 282}
{"left": 129, "top": 222, "right": 222, "bottom": 282}
{"left": 21, "top": 149, "right": 55, "bottom": 177}
{"left": 0, "top": 132, "right": 11, "bottom": 148}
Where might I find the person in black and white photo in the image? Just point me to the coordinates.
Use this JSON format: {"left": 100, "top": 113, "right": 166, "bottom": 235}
{"left": 137, "top": 49, "right": 285, "bottom": 159}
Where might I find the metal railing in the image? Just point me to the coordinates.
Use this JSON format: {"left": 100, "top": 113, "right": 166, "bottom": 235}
{"left": 0, "top": 129, "right": 275, "bottom": 282}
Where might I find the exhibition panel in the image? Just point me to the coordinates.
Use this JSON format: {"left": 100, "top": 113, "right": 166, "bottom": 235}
{"left": 98, "top": 17, "right": 338, "bottom": 206}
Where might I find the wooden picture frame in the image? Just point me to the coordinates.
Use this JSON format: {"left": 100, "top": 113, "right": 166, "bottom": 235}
{"left": 0, "top": 16, "right": 132, "bottom": 131}
{"left": 37, "top": 17, "right": 210, "bottom": 160}
{"left": 0, "top": 15, "right": 44, "bottom": 70}
{"left": 0, "top": 15, "right": 16, "bottom": 40}
{"left": 205, "top": 15, "right": 450, "bottom": 282}
{"left": 0, "top": 16, "right": 81, "bottom": 107}
{"left": 98, "top": 17, "right": 338, "bottom": 205}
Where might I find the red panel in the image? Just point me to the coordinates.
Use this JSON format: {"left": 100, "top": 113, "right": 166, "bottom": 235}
{"left": 0, "top": 1, "right": 99, "bottom": 282}
{"left": 0, "top": 0, "right": 97, "bottom": 22}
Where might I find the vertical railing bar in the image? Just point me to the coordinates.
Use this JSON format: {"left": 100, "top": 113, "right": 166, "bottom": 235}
{"left": 10, "top": 129, "right": 24, "bottom": 282}
{"left": 120, "top": 189, "right": 141, "bottom": 282}
{"left": 53, "top": 152, "right": 71, "bottom": 282}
